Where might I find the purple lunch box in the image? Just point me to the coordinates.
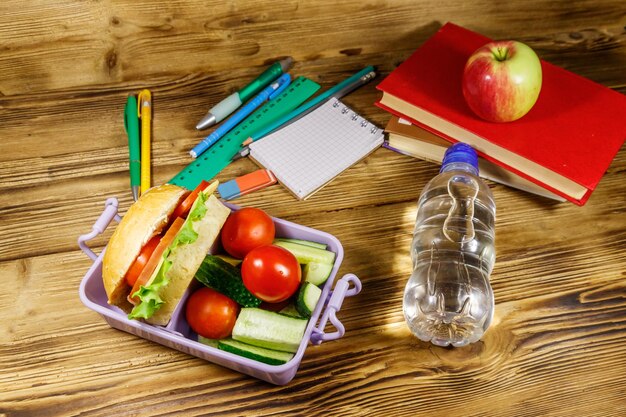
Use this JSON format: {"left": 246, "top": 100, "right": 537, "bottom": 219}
{"left": 78, "top": 198, "right": 362, "bottom": 385}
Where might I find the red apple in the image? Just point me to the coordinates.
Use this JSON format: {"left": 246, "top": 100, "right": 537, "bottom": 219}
{"left": 462, "top": 40, "right": 542, "bottom": 123}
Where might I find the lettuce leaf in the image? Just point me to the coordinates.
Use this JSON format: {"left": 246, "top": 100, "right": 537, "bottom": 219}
{"left": 128, "top": 191, "right": 211, "bottom": 320}
{"left": 128, "top": 257, "right": 172, "bottom": 320}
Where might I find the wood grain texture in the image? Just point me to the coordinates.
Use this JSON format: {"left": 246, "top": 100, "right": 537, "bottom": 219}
{"left": 1, "top": 0, "right": 625, "bottom": 416}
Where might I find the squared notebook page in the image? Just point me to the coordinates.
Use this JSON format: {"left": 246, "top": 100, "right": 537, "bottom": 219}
{"left": 249, "top": 98, "right": 384, "bottom": 199}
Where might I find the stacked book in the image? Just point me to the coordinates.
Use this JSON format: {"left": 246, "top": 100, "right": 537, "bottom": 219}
{"left": 376, "top": 23, "right": 626, "bottom": 205}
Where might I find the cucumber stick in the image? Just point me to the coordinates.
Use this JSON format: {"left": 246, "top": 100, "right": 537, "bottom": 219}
{"left": 303, "top": 261, "right": 334, "bottom": 286}
{"left": 273, "top": 238, "right": 327, "bottom": 250}
{"left": 232, "top": 308, "right": 307, "bottom": 353}
{"left": 295, "top": 282, "right": 322, "bottom": 318}
{"left": 273, "top": 240, "right": 335, "bottom": 265}
{"left": 218, "top": 339, "right": 294, "bottom": 366}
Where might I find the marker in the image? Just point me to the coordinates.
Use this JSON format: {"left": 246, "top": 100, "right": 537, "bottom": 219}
{"left": 124, "top": 95, "right": 141, "bottom": 201}
{"left": 232, "top": 67, "right": 376, "bottom": 161}
{"left": 190, "top": 73, "right": 292, "bottom": 159}
{"left": 196, "top": 57, "right": 293, "bottom": 130}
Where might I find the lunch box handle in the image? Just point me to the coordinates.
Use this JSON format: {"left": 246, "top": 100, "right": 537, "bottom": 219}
{"left": 310, "top": 273, "right": 362, "bottom": 345}
{"left": 78, "top": 198, "right": 121, "bottom": 261}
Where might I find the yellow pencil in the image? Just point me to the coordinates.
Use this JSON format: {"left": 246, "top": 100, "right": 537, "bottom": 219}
{"left": 137, "top": 89, "right": 152, "bottom": 195}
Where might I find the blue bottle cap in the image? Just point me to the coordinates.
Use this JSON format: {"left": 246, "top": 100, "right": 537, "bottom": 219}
{"left": 441, "top": 142, "right": 479, "bottom": 171}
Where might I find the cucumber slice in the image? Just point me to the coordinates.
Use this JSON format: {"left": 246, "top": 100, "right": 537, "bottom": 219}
{"left": 197, "top": 335, "right": 219, "bottom": 348}
{"left": 279, "top": 303, "right": 302, "bottom": 318}
{"left": 303, "top": 261, "right": 334, "bottom": 286}
{"left": 273, "top": 240, "right": 336, "bottom": 265}
{"left": 273, "top": 238, "right": 327, "bottom": 250}
{"left": 232, "top": 308, "right": 307, "bottom": 353}
{"left": 218, "top": 339, "right": 294, "bottom": 366}
{"left": 295, "top": 282, "right": 322, "bottom": 318}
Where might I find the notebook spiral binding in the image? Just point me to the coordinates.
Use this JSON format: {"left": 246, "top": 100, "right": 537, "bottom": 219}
{"left": 332, "top": 100, "right": 380, "bottom": 135}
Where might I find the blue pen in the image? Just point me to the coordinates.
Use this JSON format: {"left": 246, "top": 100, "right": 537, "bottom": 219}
{"left": 190, "top": 73, "right": 292, "bottom": 158}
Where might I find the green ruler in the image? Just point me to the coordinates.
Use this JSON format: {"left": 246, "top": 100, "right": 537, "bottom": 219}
{"left": 170, "top": 76, "right": 321, "bottom": 189}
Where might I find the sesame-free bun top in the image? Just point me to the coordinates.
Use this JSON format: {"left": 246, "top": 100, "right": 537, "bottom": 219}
{"left": 102, "top": 184, "right": 187, "bottom": 307}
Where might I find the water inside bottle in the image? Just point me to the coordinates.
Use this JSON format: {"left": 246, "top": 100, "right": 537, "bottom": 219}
{"left": 403, "top": 172, "right": 495, "bottom": 347}
{"left": 403, "top": 249, "right": 494, "bottom": 347}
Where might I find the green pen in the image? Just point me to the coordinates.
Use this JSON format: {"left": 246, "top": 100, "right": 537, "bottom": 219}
{"left": 196, "top": 57, "right": 293, "bottom": 130}
{"left": 124, "top": 95, "right": 141, "bottom": 201}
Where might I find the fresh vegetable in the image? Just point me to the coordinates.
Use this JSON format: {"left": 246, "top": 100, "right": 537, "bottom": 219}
{"left": 241, "top": 245, "right": 301, "bottom": 303}
{"left": 232, "top": 308, "right": 307, "bottom": 353}
{"left": 279, "top": 303, "right": 302, "bottom": 318}
{"left": 170, "top": 180, "right": 210, "bottom": 220}
{"left": 197, "top": 335, "right": 219, "bottom": 348}
{"left": 213, "top": 254, "right": 242, "bottom": 267}
{"left": 218, "top": 339, "right": 294, "bottom": 366}
{"left": 273, "top": 240, "right": 336, "bottom": 265}
{"left": 303, "top": 261, "right": 334, "bottom": 286}
{"left": 295, "top": 282, "right": 322, "bottom": 318}
{"left": 273, "top": 238, "right": 327, "bottom": 250}
{"left": 128, "top": 217, "right": 186, "bottom": 304}
{"left": 125, "top": 235, "right": 160, "bottom": 286}
{"left": 195, "top": 255, "right": 262, "bottom": 308}
{"left": 185, "top": 287, "right": 239, "bottom": 339}
{"left": 221, "top": 207, "right": 275, "bottom": 259}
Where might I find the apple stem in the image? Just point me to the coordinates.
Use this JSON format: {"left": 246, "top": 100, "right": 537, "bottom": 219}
{"left": 494, "top": 47, "right": 509, "bottom": 61}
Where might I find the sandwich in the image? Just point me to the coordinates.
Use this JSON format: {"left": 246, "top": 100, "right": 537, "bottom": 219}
{"left": 102, "top": 181, "right": 230, "bottom": 326}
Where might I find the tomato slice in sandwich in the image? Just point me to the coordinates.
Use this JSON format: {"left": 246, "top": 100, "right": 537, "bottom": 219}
{"left": 128, "top": 217, "right": 186, "bottom": 304}
{"left": 125, "top": 235, "right": 161, "bottom": 287}
{"left": 171, "top": 180, "right": 212, "bottom": 220}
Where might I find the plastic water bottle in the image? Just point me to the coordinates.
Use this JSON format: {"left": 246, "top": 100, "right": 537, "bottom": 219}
{"left": 403, "top": 143, "right": 496, "bottom": 347}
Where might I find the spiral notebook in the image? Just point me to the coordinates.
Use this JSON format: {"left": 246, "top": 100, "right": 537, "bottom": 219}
{"left": 248, "top": 98, "right": 384, "bottom": 200}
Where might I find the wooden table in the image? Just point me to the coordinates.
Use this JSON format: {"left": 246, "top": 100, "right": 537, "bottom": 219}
{"left": 1, "top": 1, "right": 625, "bottom": 415}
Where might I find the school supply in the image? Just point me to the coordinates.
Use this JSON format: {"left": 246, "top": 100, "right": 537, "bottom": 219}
{"left": 170, "top": 76, "right": 321, "bottom": 190}
{"left": 190, "top": 73, "right": 292, "bottom": 158}
{"left": 196, "top": 57, "right": 293, "bottom": 130}
{"left": 137, "top": 89, "right": 152, "bottom": 195}
{"left": 248, "top": 98, "right": 384, "bottom": 200}
{"left": 217, "top": 169, "right": 277, "bottom": 200}
{"left": 233, "top": 66, "right": 376, "bottom": 161}
{"left": 376, "top": 22, "right": 626, "bottom": 206}
{"left": 124, "top": 95, "right": 141, "bottom": 201}
{"left": 384, "top": 116, "right": 564, "bottom": 201}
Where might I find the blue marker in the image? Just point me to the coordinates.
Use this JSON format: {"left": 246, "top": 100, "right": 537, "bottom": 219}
{"left": 190, "top": 73, "right": 292, "bottom": 159}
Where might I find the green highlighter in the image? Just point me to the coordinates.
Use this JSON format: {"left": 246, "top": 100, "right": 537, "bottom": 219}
{"left": 124, "top": 95, "right": 141, "bottom": 201}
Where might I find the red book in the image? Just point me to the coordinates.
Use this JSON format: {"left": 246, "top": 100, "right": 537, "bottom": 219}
{"left": 376, "top": 23, "right": 626, "bottom": 205}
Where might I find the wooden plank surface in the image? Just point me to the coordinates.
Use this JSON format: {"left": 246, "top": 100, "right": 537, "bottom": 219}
{"left": 1, "top": 0, "right": 625, "bottom": 415}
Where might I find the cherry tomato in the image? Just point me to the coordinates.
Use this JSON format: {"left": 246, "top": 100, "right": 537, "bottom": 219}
{"left": 241, "top": 245, "right": 301, "bottom": 303}
{"left": 221, "top": 207, "right": 275, "bottom": 259}
{"left": 185, "top": 287, "right": 239, "bottom": 339}
{"left": 171, "top": 180, "right": 211, "bottom": 220}
{"left": 125, "top": 235, "right": 161, "bottom": 286}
